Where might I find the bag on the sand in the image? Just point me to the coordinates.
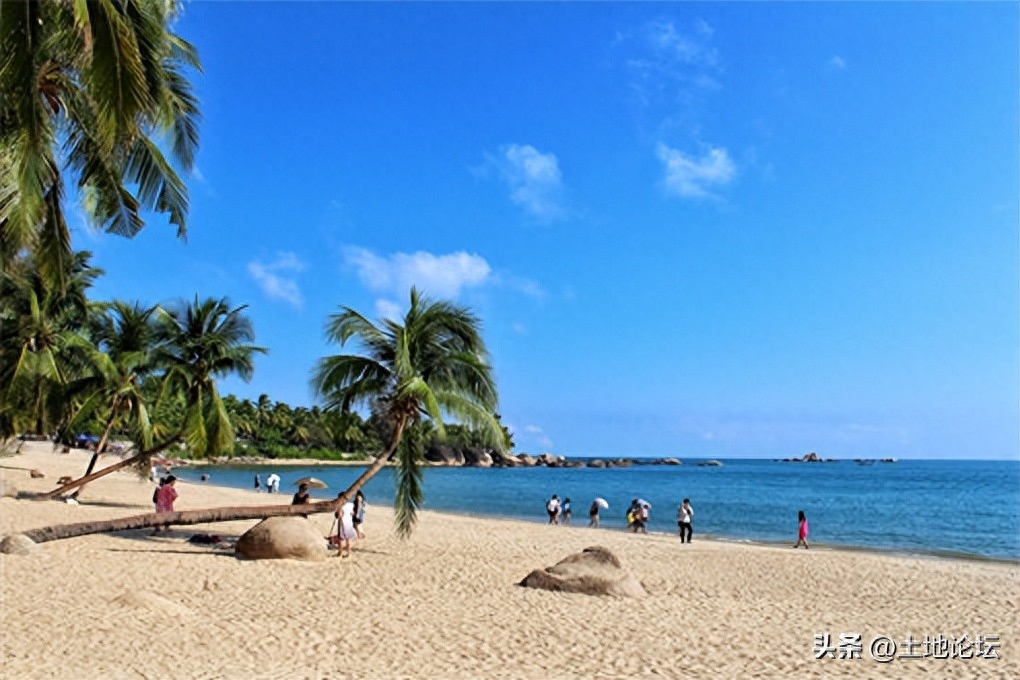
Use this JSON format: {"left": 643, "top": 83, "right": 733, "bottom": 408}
{"left": 187, "top": 534, "right": 222, "bottom": 544}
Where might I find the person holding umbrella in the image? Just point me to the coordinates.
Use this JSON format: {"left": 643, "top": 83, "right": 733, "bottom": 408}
{"left": 589, "top": 497, "right": 608, "bottom": 527}
{"left": 266, "top": 472, "right": 281, "bottom": 494}
{"left": 291, "top": 483, "right": 311, "bottom": 505}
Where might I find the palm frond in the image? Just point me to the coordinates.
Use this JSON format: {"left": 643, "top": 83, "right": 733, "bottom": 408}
{"left": 393, "top": 430, "right": 424, "bottom": 539}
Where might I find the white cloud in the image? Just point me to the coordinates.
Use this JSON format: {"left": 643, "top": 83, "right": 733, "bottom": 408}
{"left": 647, "top": 18, "right": 718, "bottom": 67}
{"left": 482, "top": 144, "right": 566, "bottom": 221}
{"left": 524, "top": 424, "right": 554, "bottom": 449}
{"left": 248, "top": 252, "right": 306, "bottom": 308}
{"left": 343, "top": 247, "right": 492, "bottom": 299}
{"left": 511, "top": 322, "right": 527, "bottom": 335}
{"left": 489, "top": 272, "right": 545, "bottom": 299}
{"left": 374, "top": 299, "right": 402, "bottom": 322}
{"left": 623, "top": 18, "right": 722, "bottom": 107}
{"left": 657, "top": 144, "right": 735, "bottom": 199}
{"left": 829, "top": 55, "right": 847, "bottom": 70}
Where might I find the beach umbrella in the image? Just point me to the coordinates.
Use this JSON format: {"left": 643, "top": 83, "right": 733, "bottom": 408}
{"left": 594, "top": 497, "right": 609, "bottom": 509}
{"left": 293, "top": 476, "right": 328, "bottom": 489}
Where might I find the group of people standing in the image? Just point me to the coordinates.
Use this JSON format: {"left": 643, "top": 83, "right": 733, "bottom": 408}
{"left": 626, "top": 499, "right": 652, "bottom": 533}
{"left": 253, "top": 473, "right": 281, "bottom": 493}
{"left": 327, "top": 490, "right": 367, "bottom": 557}
{"left": 545, "top": 495, "right": 572, "bottom": 524}
{"left": 543, "top": 493, "right": 809, "bottom": 548}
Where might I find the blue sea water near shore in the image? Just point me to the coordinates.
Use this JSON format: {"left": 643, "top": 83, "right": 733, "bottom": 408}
{"left": 173, "top": 458, "right": 1020, "bottom": 561}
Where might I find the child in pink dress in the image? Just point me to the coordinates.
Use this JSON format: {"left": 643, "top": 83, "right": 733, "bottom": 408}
{"left": 794, "top": 509, "right": 809, "bottom": 548}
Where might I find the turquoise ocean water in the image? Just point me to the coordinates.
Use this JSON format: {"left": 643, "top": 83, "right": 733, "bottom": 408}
{"left": 173, "top": 458, "right": 1020, "bottom": 561}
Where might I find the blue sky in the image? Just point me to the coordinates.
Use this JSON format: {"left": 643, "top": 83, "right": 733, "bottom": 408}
{"left": 79, "top": 2, "right": 1018, "bottom": 460}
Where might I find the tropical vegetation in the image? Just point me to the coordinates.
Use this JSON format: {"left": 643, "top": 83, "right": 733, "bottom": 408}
{"left": 311, "top": 287, "right": 504, "bottom": 536}
{"left": 1, "top": 3, "right": 507, "bottom": 542}
{"left": 0, "top": 0, "right": 200, "bottom": 291}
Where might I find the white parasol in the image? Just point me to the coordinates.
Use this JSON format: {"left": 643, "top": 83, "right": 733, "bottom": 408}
{"left": 293, "top": 476, "right": 328, "bottom": 489}
{"left": 594, "top": 497, "right": 609, "bottom": 509}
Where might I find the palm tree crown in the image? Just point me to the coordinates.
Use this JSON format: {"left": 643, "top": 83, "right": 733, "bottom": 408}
{"left": 312, "top": 287, "right": 501, "bottom": 536}
{"left": 155, "top": 296, "right": 266, "bottom": 458}
{"left": 0, "top": 0, "right": 201, "bottom": 288}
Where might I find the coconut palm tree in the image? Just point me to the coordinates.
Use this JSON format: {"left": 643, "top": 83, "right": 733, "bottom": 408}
{"left": 45, "top": 301, "right": 161, "bottom": 499}
{"left": 0, "top": 0, "right": 200, "bottom": 289}
{"left": 22, "top": 288, "right": 502, "bottom": 543}
{"left": 37, "top": 296, "right": 266, "bottom": 499}
{"left": 154, "top": 296, "right": 266, "bottom": 458}
{"left": 0, "top": 251, "right": 101, "bottom": 439}
{"left": 310, "top": 286, "right": 503, "bottom": 537}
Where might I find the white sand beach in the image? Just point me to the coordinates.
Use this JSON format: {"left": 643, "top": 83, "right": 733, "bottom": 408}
{"left": 1, "top": 443, "right": 1017, "bottom": 679}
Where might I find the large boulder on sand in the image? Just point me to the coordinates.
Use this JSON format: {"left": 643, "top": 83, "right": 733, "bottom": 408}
{"left": 1, "top": 534, "right": 39, "bottom": 555}
{"left": 519, "top": 546, "right": 647, "bottom": 598}
{"left": 0, "top": 478, "right": 18, "bottom": 498}
{"left": 235, "top": 517, "right": 327, "bottom": 561}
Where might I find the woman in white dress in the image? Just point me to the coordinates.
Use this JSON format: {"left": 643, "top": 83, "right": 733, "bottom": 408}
{"left": 335, "top": 499, "right": 357, "bottom": 557}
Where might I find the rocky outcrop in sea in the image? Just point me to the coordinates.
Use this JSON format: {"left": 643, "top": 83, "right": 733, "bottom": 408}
{"left": 423, "top": 446, "right": 684, "bottom": 469}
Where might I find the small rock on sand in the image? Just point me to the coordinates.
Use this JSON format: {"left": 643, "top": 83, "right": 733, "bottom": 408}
{"left": 0, "top": 534, "right": 40, "bottom": 555}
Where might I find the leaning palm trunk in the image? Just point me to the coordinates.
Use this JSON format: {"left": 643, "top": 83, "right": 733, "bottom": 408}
{"left": 22, "top": 502, "right": 339, "bottom": 544}
{"left": 34, "top": 435, "right": 178, "bottom": 501}
{"left": 70, "top": 408, "right": 119, "bottom": 499}
{"left": 22, "top": 420, "right": 407, "bottom": 542}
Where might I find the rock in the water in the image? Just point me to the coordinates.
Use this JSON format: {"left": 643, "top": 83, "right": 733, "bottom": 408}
{"left": 516, "top": 453, "right": 537, "bottom": 467}
{"left": 424, "top": 444, "right": 465, "bottom": 466}
{"left": 0, "top": 534, "right": 39, "bottom": 555}
{"left": 587, "top": 459, "right": 607, "bottom": 468}
{"left": 697, "top": 460, "right": 723, "bottom": 467}
{"left": 489, "top": 449, "right": 518, "bottom": 467}
{"left": 235, "top": 516, "right": 328, "bottom": 561}
{"left": 463, "top": 447, "right": 493, "bottom": 467}
{"left": 536, "top": 453, "right": 558, "bottom": 467}
{"left": 29, "top": 469, "right": 44, "bottom": 479}
{"left": 519, "top": 546, "right": 647, "bottom": 598}
{"left": 658, "top": 458, "right": 682, "bottom": 466}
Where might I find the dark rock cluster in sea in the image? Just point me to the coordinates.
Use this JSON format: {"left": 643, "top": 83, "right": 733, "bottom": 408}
{"left": 776, "top": 452, "right": 898, "bottom": 464}
{"left": 423, "top": 445, "right": 683, "bottom": 469}
{"left": 779, "top": 452, "right": 839, "bottom": 463}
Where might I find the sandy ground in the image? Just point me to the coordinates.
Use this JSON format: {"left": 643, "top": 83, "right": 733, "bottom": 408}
{"left": 1, "top": 444, "right": 1017, "bottom": 679}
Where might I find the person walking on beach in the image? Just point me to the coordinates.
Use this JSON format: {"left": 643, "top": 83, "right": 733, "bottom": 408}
{"left": 253, "top": 473, "right": 261, "bottom": 492}
{"left": 561, "top": 497, "right": 572, "bottom": 524}
{"left": 352, "top": 490, "right": 367, "bottom": 539}
{"left": 589, "top": 499, "right": 601, "bottom": 527}
{"left": 794, "top": 510, "right": 810, "bottom": 548}
{"left": 546, "top": 495, "right": 561, "bottom": 524}
{"left": 153, "top": 475, "right": 177, "bottom": 535}
{"left": 638, "top": 502, "right": 650, "bottom": 534}
{"left": 677, "top": 498, "right": 694, "bottom": 543}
